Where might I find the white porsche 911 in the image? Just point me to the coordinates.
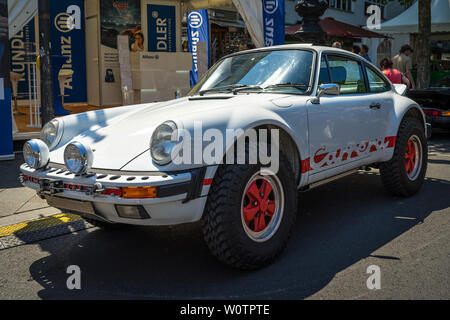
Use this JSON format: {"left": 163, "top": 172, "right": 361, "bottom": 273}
{"left": 20, "top": 44, "right": 429, "bottom": 269}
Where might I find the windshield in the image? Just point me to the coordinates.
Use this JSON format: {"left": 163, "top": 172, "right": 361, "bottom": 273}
{"left": 188, "top": 49, "right": 315, "bottom": 96}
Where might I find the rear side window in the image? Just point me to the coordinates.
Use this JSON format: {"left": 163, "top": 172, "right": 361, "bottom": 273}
{"left": 327, "top": 55, "right": 367, "bottom": 94}
{"left": 366, "top": 66, "right": 390, "bottom": 92}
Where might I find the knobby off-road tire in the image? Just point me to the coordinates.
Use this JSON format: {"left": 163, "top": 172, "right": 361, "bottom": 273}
{"left": 202, "top": 151, "right": 297, "bottom": 270}
{"left": 379, "top": 117, "right": 428, "bottom": 197}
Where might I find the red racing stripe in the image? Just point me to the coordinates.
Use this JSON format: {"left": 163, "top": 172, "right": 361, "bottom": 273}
{"left": 385, "top": 136, "right": 397, "bottom": 148}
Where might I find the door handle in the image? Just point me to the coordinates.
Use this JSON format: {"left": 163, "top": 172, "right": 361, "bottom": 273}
{"left": 370, "top": 103, "right": 381, "bottom": 110}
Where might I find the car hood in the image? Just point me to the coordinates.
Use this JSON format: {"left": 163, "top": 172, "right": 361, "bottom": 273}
{"left": 49, "top": 93, "right": 299, "bottom": 170}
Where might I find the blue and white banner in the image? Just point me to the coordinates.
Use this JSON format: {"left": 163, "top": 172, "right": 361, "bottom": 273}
{"left": 262, "top": 0, "right": 285, "bottom": 47}
{"left": 50, "top": 0, "right": 87, "bottom": 103}
{"left": 187, "top": 9, "right": 210, "bottom": 86}
{"left": 0, "top": 0, "right": 13, "bottom": 159}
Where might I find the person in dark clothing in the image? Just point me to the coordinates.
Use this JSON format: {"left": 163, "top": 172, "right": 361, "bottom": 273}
{"left": 352, "top": 45, "right": 361, "bottom": 55}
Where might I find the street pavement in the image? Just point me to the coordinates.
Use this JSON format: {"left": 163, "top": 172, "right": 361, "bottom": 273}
{"left": 0, "top": 130, "right": 449, "bottom": 300}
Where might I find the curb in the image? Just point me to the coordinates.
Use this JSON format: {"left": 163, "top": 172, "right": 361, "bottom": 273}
{"left": 0, "top": 213, "right": 93, "bottom": 250}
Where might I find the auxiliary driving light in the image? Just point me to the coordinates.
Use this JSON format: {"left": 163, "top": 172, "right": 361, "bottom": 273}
{"left": 23, "top": 139, "right": 50, "bottom": 169}
{"left": 64, "top": 141, "right": 93, "bottom": 175}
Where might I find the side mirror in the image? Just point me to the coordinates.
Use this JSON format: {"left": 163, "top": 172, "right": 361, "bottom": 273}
{"left": 312, "top": 84, "right": 340, "bottom": 104}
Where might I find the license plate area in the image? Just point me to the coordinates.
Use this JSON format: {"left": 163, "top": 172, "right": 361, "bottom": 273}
{"left": 46, "top": 196, "right": 96, "bottom": 215}
{"left": 39, "top": 179, "right": 65, "bottom": 195}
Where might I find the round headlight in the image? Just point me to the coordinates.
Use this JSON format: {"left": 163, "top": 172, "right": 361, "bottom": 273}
{"left": 40, "top": 119, "right": 63, "bottom": 150}
{"left": 23, "top": 139, "right": 50, "bottom": 169}
{"left": 150, "top": 121, "right": 178, "bottom": 166}
{"left": 64, "top": 142, "right": 93, "bottom": 175}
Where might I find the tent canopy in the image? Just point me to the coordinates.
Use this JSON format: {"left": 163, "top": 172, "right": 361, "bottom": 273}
{"left": 379, "top": 0, "right": 450, "bottom": 34}
{"left": 8, "top": 0, "right": 37, "bottom": 39}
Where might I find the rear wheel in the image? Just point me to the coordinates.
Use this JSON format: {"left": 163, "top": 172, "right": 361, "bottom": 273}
{"left": 380, "top": 117, "right": 428, "bottom": 197}
{"left": 202, "top": 151, "right": 297, "bottom": 270}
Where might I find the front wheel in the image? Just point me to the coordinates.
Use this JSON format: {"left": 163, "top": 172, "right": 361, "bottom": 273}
{"left": 202, "top": 152, "right": 297, "bottom": 270}
{"left": 379, "top": 117, "right": 428, "bottom": 197}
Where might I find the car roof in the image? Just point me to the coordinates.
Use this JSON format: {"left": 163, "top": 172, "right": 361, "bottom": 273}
{"left": 226, "top": 43, "right": 362, "bottom": 60}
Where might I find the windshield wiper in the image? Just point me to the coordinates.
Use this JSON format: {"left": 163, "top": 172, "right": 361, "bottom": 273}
{"left": 199, "top": 84, "right": 247, "bottom": 96}
{"left": 199, "top": 83, "right": 310, "bottom": 96}
{"left": 264, "top": 83, "right": 310, "bottom": 90}
{"left": 232, "top": 83, "right": 311, "bottom": 94}
{"left": 232, "top": 85, "right": 264, "bottom": 94}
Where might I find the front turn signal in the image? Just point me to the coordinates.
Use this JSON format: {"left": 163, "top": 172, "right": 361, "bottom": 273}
{"left": 121, "top": 187, "right": 157, "bottom": 199}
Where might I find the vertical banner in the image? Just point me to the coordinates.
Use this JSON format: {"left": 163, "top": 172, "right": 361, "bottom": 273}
{"left": 147, "top": 4, "right": 176, "bottom": 52}
{"left": 50, "top": 0, "right": 87, "bottom": 103}
{"left": 0, "top": 0, "right": 13, "bottom": 159}
{"left": 9, "top": 18, "right": 36, "bottom": 100}
{"left": 263, "top": 0, "right": 285, "bottom": 47}
{"left": 187, "top": 9, "right": 210, "bottom": 86}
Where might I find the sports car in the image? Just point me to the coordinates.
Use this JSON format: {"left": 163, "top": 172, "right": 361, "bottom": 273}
{"left": 20, "top": 44, "right": 429, "bottom": 269}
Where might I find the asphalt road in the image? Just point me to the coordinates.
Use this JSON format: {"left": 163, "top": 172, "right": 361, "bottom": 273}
{"left": 0, "top": 130, "right": 449, "bottom": 300}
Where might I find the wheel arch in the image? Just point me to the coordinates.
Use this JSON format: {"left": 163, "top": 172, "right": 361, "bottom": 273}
{"left": 382, "top": 103, "right": 426, "bottom": 163}
{"left": 221, "top": 121, "right": 304, "bottom": 186}
{"left": 401, "top": 105, "right": 426, "bottom": 130}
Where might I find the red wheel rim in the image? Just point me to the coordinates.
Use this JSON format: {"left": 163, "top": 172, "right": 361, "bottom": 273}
{"left": 404, "top": 135, "right": 422, "bottom": 181}
{"left": 405, "top": 140, "right": 416, "bottom": 175}
{"left": 242, "top": 178, "right": 277, "bottom": 233}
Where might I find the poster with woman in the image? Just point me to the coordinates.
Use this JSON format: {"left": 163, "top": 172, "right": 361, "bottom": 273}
{"left": 100, "top": 0, "right": 142, "bottom": 50}
{"left": 99, "top": 0, "right": 142, "bottom": 105}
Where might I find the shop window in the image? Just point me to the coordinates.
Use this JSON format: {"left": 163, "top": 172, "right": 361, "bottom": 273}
{"left": 329, "top": 0, "right": 352, "bottom": 12}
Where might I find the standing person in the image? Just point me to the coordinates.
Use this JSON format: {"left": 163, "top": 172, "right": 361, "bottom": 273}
{"left": 352, "top": 45, "right": 361, "bottom": 55}
{"left": 393, "top": 44, "right": 416, "bottom": 89}
{"left": 360, "top": 44, "right": 371, "bottom": 62}
{"left": 380, "top": 58, "right": 411, "bottom": 87}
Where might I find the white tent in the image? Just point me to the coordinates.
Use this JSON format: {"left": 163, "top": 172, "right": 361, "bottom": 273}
{"left": 8, "top": 0, "right": 37, "bottom": 39}
{"left": 379, "top": 0, "right": 450, "bottom": 34}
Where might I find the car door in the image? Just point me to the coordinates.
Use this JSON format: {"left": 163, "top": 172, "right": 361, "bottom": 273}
{"left": 306, "top": 54, "right": 381, "bottom": 183}
{"left": 364, "top": 64, "right": 395, "bottom": 151}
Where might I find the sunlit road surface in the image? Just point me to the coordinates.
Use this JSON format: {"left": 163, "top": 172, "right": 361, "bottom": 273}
{"left": 0, "top": 131, "right": 449, "bottom": 300}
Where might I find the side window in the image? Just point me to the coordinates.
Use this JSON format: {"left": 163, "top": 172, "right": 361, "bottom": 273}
{"left": 327, "top": 55, "right": 367, "bottom": 94}
{"left": 366, "top": 66, "right": 390, "bottom": 92}
{"left": 318, "top": 56, "right": 330, "bottom": 85}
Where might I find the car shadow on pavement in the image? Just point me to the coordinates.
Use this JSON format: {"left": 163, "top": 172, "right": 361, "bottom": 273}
{"left": 23, "top": 168, "right": 450, "bottom": 300}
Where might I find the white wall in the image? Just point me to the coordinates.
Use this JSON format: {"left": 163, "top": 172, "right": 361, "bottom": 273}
{"left": 285, "top": 0, "right": 416, "bottom": 27}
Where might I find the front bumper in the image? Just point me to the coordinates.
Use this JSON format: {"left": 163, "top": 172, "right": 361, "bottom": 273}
{"left": 20, "top": 164, "right": 217, "bottom": 226}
